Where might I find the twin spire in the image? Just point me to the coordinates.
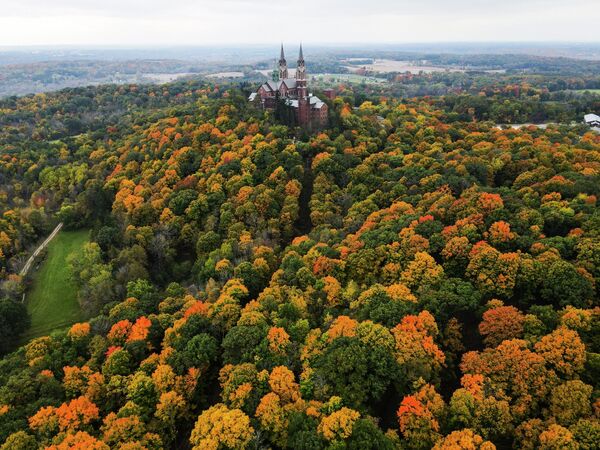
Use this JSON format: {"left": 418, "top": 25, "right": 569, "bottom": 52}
{"left": 277, "top": 43, "right": 305, "bottom": 81}
{"left": 279, "top": 43, "right": 304, "bottom": 64}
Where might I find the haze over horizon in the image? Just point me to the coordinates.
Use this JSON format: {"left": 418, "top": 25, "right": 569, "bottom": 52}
{"left": 2, "top": 0, "right": 600, "bottom": 47}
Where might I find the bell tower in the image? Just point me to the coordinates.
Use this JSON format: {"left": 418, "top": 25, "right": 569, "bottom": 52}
{"left": 278, "top": 44, "right": 288, "bottom": 80}
{"left": 296, "top": 43, "right": 310, "bottom": 126}
{"left": 296, "top": 43, "right": 307, "bottom": 99}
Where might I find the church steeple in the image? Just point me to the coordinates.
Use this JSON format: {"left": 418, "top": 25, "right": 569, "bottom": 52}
{"left": 278, "top": 43, "right": 288, "bottom": 80}
{"left": 250, "top": 43, "right": 328, "bottom": 130}
{"left": 296, "top": 43, "right": 306, "bottom": 80}
{"left": 296, "top": 43, "right": 307, "bottom": 99}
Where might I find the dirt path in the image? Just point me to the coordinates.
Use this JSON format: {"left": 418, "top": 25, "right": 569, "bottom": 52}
{"left": 19, "top": 223, "right": 63, "bottom": 279}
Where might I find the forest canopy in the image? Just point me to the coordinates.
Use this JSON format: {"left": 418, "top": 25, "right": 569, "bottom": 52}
{"left": 0, "top": 73, "right": 598, "bottom": 449}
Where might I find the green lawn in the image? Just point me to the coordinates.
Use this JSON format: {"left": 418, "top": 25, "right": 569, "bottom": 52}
{"left": 20, "top": 229, "right": 90, "bottom": 343}
{"left": 565, "top": 89, "right": 600, "bottom": 95}
{"left": 312, "top": 73, "right": 388, "bottom": 84}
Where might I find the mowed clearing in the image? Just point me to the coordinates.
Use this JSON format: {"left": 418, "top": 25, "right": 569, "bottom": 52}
{"left": 567, "top": 89, "right": 600, "bottom": 95}
{"left": 312, "top": 73, "right": 387, "bottom": 84}
{"left": 20, "top": 229, "right": 89, "bottom": 343}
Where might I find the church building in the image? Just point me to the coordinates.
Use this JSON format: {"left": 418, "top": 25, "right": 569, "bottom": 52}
{"left": 249, "top": 44, "right": 328, "bottom": 128}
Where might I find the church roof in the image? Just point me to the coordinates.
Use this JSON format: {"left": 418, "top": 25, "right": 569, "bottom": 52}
{"left": 309, "top": 95, "right": 325, "bottom": 109}
{"left": 282, "top": 78, "right": 297, "bottom": 88}
{"left": 283, "top": 95, "right": 326, "bottom": 110}
{"left": 260, "top": 79, "right": 297, "bottom": 92}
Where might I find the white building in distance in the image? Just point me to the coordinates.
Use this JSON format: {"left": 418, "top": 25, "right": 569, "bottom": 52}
{"left": 584, "top": 113, "right": 600, "bottom": 127}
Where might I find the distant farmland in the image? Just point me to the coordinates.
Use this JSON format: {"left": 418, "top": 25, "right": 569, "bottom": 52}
{"left": 344, "top": 58, "right": 465, "bottom": 74}
{"left": 567, "top": 88, "right": 600, "bottom": 95}
{"left": 311, "top": 73, "right": 387, "bottom": 84}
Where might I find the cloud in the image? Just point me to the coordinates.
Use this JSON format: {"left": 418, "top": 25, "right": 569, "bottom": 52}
{"left": 0, "top": 0, "right": 598, "bottom": 46}
{"left": 2, "top": 0, "right": 593, "bottom": 18}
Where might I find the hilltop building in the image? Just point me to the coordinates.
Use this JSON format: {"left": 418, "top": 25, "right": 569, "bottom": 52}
{"left": 249, "top": 44, "right": 328, "bottom": 128}
{"left": 584, "top": 113, "right": 600, "bottom": 127}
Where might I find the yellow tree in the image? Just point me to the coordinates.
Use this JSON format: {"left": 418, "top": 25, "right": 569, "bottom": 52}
{"left": 318, "top": 407, "right": 360, "bottom": 442}
{"left": 534, "top": 327, "right": 586, "bottom": 379}
{"left": 189, "top": 404, "right": 254, "bottom": 450}
{"left": 538, "top": 424, "right": 578, "bottom": 450}
{"left": 433, "top": 429, "right": 496, "bottom": 450}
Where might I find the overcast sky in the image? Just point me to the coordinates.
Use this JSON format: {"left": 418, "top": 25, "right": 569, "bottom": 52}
{"left": 1, "top": 0, "right": 599, "bottom": 46}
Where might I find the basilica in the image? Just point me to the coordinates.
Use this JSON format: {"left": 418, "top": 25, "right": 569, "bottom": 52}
{"left": 249, "top": 45, "right": 328, "bottom": 128}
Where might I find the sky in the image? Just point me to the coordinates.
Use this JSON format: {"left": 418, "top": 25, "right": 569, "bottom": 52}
{"left": 1, "top": 0, "right": 600, "bottom": 46}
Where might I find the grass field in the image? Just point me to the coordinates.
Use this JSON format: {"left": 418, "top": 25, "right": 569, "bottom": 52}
{"left": 20, "top": 229, "right": 90, "bottom": 343}
{"left": 566, "top": 89, "right": 600, "bottom": 95}
{"left": 312, "top": 73, "right": 388, "bottom": 84}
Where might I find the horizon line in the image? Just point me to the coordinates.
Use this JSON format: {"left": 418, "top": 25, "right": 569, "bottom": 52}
{"left": 2, "top": 41, "right": 600, "bottom": 50}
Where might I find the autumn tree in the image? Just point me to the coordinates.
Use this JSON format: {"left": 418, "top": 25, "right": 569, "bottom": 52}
{"left": 397, "top": 384, "right": 445, "bottom": 449}
{"left": 461, "top": 339, "right": 551, "bottom": 418}
{"left": 0, "top": 431, "right": 38, "bottom": 450}
{"left": 538, "top": 424, "right": 578, "bottom": 450}
{"left": 534, "top": 327, "right": 586, "bottom": 379}
{"left": 318, "top": 407, "right": 360, "bottom": 442}
{"left": 432, "top": 429, "right": 496, "bottom": 450}
{"left": 448, "top": 375, "right": 513, "bottom": 441}
{"left": 392, "top": 312, "right": 446, "bottom": 388}
{"left": 189, "top": 404, "right": 254, "bottom": 450}
{"left": 479, "top": 304, "right": 525, "bottom": 347}
{"left": 548, "top": 380, "right": 593, "bottom": 426}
